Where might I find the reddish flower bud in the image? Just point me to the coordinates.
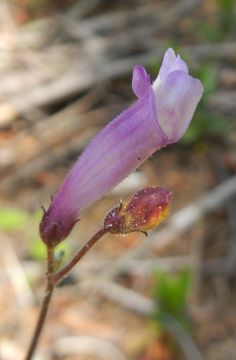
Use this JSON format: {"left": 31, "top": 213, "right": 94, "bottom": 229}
{"left": 104, "top": 187, "right": 172, "bottom": 234}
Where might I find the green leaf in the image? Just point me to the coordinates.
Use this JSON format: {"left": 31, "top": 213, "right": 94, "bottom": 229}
{"left": 33, "top": 208, "right": 43, "bottom": 222}
{"left": 0, "top": 207, "right": 29, "bottom": 231}
{"left": 217, "top": 0, "right": 235, "bottom": 12}
{"left": 30, "top": 237, "right": 46, "bottom": 260}
{"left": 218, "top": 0, "right": 235, "bottom": 36}
{"left": 153, "top": 270, "right": 191, "bottom": 318}
{"left": 30, "top": 236, "right": 71, "bottom": 262}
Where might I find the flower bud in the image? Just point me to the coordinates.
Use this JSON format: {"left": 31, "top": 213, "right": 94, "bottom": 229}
{"left": 104, "top": 187, "right": 172, "bottom": 234}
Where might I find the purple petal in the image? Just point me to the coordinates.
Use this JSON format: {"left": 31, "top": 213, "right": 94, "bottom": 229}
{"left": 153, "top": 48, "right": 188, "bottom": 89}
{"left": 132, "top": 65, "right": 151, "bottom": 98}
{"left": 40, "top": 88, "right": 167, "bottom": 245}
{"left": 153, "top": 70, "right": 204, "bottom": 143}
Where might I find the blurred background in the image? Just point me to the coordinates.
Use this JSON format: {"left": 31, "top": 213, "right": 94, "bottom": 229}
{"left": 0, "top": 0, "right": 236, "bottom": 359}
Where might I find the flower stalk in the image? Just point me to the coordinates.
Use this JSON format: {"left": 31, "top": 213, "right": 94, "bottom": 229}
{"left": 24, "top": 228, "right": 108, "bottom": 360}
{"left": 53, "top": 228, "right": 107, "bottom": 285}
{"left": 24, "top": 247, "right": 55, "bottom": 360}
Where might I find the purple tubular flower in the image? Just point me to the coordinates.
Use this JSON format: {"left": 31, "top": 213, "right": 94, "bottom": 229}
{"left": 40, "top": 48, "right": 203, "bottom": 247}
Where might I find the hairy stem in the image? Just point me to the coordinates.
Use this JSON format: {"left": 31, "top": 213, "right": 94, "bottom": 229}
{"left": 53, "top": 227, "right": 107, "bottom": 285}
{"left": 24, "top": 247, "right": 55, "bottom": 360}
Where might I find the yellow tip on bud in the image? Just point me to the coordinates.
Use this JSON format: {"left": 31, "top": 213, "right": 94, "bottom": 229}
{"left": 104, "top": 187, "right": 172, "bottom": 234}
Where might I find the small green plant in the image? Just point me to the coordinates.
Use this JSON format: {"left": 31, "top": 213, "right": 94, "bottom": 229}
{"left": 0, "top": 207, "right": 29, "bottom": 231}
{"left": 195, "top": 0, "right": 235, "bottom": 42}
{"left": 150, "top": 270, "right": 204, "bottom": 359}
{"left": 152, "top": 270, "right": 192, "bottom": 330}
{"left": 217, "top": 0, "right": 235, "bottom": 36}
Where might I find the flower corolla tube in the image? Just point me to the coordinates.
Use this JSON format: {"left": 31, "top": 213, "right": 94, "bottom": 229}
{"left": 40, "top": 48, "right": 203, "bottom": 246}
